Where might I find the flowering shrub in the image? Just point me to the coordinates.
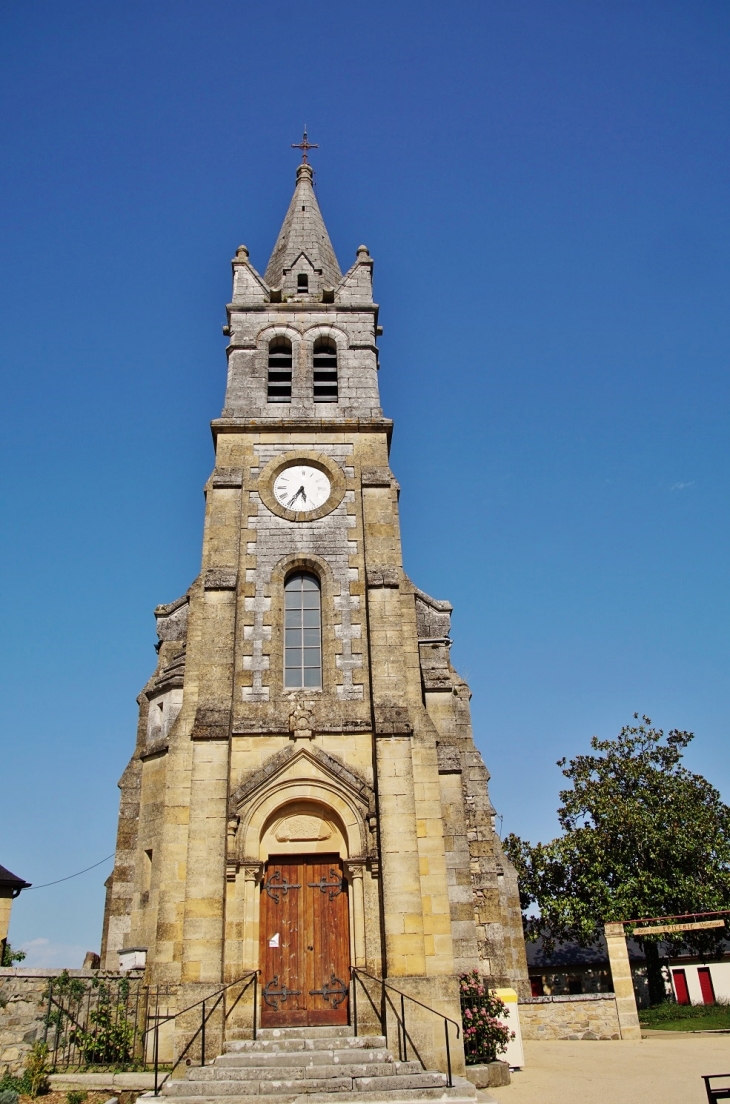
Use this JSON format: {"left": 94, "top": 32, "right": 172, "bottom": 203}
{"left": 69, "top": 983, "right": 135, "bottom": 1065}
{"left": 459, "top": 971, "right": 514, "bottom": 1064}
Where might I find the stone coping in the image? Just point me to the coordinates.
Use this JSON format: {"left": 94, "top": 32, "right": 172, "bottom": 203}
{"left": 522, "top": 993, "right": 617, "bottom": 1004}
{"left": 49, "top": 1073, "right": 157, "bottom": 1091}
{"left": 0, "top": 967, "right": 128, "bottom": 978}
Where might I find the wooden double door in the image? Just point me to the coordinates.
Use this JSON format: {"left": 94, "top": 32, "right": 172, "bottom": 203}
{"left": 260, "top": 854, "right": 350, "bottom": 1027}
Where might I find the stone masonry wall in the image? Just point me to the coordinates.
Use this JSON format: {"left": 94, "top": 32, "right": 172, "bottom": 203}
{"left": 0, "top": 970, "right": 93, "bottom": 1076}
{"left": 0, "top": 970, "right": 49, "bottom": 1075}
{"left": 244, "top": 441, "right": 362, "bottom": 702}
{"left": 519, "top": 994, "right": 621, "bottom": 1040}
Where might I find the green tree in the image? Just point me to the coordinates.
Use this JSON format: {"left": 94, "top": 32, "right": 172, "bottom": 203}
{"left": 1, "top": 942, "right": 26, "bottom": 966}
{"left": 503, "top": 715, "right": 730, "bottom": 1004}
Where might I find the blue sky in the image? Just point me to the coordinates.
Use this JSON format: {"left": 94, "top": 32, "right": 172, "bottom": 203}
{"left": 1, "top": 0, "right": 729, "bottom": 966}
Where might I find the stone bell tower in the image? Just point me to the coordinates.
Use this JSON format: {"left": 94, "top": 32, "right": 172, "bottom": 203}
{"left": 101, "top": 149, "right": 527, "bottom": 1068}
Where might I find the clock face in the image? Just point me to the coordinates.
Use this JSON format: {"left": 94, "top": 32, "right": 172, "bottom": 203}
{"left": 273, "top": 464, "right": 331, "bottom": 513}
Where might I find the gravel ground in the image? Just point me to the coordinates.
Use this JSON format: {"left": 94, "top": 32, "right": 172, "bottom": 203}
{"left": 491, "top": 1035, "right": 730, "bottom": 1104}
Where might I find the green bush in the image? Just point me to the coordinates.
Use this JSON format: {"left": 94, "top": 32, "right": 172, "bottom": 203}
{"left": 0, "top": 1088, "right": 20, "bottom": 1104}
{"left": 0, "top": 1071, "right": 24, "bottom": 1095}
{"left": 66, "top": 1091, "right": 88, "bottom": 1104}
{"left": 43, "top": 973, "right": 137, "bottom": 1069}
{"left": 24, "top": 1042, "right": 50, "bottom": 1097}
{"left": 1, "top": 942, "right": 26, "bottom": 967}
{"left": 69, "top": 990, "right": 135, "bottom": 1066}
{"left": 0, "top": 1044, "right": 50, "bottom": 1099}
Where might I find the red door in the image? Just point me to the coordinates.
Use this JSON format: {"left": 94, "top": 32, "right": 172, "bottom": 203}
{"left": 698, "top": 967, "right": 715, "bottom": 1005}
{"left": 260, "top": 855, "right": 350, "bottom": 1027}
{"left": 672, "top": 969, "right": 690, "bottom": 1005}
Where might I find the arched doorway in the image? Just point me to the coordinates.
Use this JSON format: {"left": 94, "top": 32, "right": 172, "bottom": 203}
{"left": 259, "top": 802, "right": 351, "bottom": 1027}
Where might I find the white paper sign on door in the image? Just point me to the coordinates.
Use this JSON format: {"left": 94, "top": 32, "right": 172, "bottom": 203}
{"left": 268, "top": 932, "right": 280, "bottom": 948}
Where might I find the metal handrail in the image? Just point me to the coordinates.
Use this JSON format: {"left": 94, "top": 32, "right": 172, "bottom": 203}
{"left": 143, "top": 970, "right": 260, "bottom": 1095}
{"left": 350, "top": 967, "right": 460, "bottom": 1088}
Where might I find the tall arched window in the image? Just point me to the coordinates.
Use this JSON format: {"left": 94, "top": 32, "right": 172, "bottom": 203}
{"left": 313, "top": 337, "right": 338, "bottom": 402}
{"left": 268, "top": 338, "right": 292, "bottom": 402}
{"left": 284, "top": 573, "right": 322, "bottom": 688}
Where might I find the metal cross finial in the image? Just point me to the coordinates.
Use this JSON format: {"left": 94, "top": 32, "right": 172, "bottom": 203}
{"left": 291, "top": 126, "right": 318, "bottom": 164}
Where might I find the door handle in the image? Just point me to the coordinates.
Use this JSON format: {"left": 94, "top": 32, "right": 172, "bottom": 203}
{"left": 308, "top": 945, "right": 314, "bottom": 951}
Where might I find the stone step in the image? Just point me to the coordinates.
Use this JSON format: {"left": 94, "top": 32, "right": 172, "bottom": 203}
{"left": 152, "top": 1094, "right": 281, "bottom": 1102}
{"left": 352, "top": 1075, "right": 447, "bottom": 1093}
{"left": 163, "top": 1078, "right": 354, "bottom": 1096}
{"left": 256, "top": 1027, "right": 355, "bottom": 1040}
{"left": 224, "top": 1036, "right": 387, "bottom": 1054}
{"left": 304, "top": 1085, "right": 477, "bottom": 1104}
{"left": 216, "top": 1048, "right": 393, "bottom": 1067}
{"left": 151, "top": 1014, "right": 469, "bottom": 1104}
{"left": 147, "top": 1088, "right": 476, "bottom": 1104}
{"left": 163, "top": 1072, "right": 447, "bottom": 1098}
{"left": 186, "top": 1063, "right": 422, "bottom": 1083}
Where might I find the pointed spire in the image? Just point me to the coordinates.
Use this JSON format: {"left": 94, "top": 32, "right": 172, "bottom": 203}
{"left": 264, "top": 163, "right": 342, "bottom": 289}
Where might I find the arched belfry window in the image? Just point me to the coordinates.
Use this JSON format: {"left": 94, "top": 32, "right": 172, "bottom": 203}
{"left": 313, "top": 337, "right": 338, "bottom": 402}
{"left": 268, "top": 338, "right": 292, "bottom": 402}
{"left": 284, "top": 573, "right": 322, "bottom": 688}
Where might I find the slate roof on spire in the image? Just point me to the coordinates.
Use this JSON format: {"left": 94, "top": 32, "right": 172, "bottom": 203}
{"left": 264, "top": 163, "right": 342, "bottom": 289}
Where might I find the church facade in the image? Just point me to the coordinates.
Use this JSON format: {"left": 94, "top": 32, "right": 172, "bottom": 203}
{"left": 101, "top": 157, "right": 527, "bottom": 1065}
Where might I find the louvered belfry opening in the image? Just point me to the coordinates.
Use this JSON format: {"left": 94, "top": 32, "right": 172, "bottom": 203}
{"left": 267, "top": 337, "right": 292, "bottom": 402}
{"left": 313, "top": 337, "right": 338, "bottom": 402}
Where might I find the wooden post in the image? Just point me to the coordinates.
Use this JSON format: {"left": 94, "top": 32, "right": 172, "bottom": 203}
{"left": 604, "top": 922, "right": 641, "bottom": 1040}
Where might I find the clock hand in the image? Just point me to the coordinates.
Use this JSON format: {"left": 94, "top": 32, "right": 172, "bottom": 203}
{"left": 286, "top": 486, "right": 305, "bottom": 508}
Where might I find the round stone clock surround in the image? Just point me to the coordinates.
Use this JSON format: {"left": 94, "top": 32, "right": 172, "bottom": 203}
{"left": 257, "top": 450, "right": 347, "bottom": 522}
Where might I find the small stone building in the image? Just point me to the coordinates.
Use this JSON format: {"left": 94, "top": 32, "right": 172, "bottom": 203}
{"left": 100, "top": 158, "right": 528, "bottom": 1066}
{"left": 0, "top": 865, "right": 30, "bottom": 964}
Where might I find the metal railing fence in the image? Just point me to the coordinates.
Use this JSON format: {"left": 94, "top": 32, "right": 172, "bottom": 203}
{"left": 41, "top": 970, "right": 258, "bottom": 1078}
{"left": 350, "top": 966, "right": 460, "bottom": 1087}
{"left": 43, "top": 973, "right": 160, "bottom": 1070}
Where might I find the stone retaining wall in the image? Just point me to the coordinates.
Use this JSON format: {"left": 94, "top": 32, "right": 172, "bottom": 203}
{"left": 519, "top": 993, "right": 621, "bottom": 1040}
{"left": 0, "top": 968, "right": 117, "bottom": 1076}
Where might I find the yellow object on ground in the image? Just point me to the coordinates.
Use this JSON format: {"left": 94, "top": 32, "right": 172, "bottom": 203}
{"left": 494, "top": 988, "right": 525, "bottom": 1069}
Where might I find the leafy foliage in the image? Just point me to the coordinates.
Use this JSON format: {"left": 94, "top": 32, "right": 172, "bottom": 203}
{"left": 1, "top": 942, "right": 26, "bottom": 966}
{"left": 24, "top": 1042, "right": 50, "bottom": 1097}
{"left": 43, "top": 972, "right": 137, "bottom": 1069}
{"left": 69, "top": 995, "right": 135, "bottom": 1066}
{"left": 66, "top": 1091, "right": 88, "bottom": 1104}
{"left": 503, "top": 716, "right": 730, "bottom": 1001}
{"left": 0, "top": 1072, "right": 25, "bottom": 1096}
{"left": 459, "top": 971, "right": 513, "bottom": 1064}
{"left": 47, "top": 969, "right": 87, "bottom": 1004}
{"left": 0, "top": 1043, "right": 50, "bottom": 1098}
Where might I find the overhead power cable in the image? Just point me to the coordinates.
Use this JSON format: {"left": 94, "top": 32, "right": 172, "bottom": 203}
{"left": 25, "top": 853, "right": 115, "bottom": 890}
